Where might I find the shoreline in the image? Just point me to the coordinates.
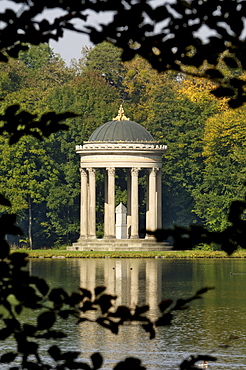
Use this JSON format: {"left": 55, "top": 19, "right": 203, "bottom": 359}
{"left": 12, "top": 249, "right": 246, "bottom": 259}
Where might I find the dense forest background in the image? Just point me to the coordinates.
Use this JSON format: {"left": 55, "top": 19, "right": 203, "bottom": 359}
{"left": 0, "top": 42, "right": 245, "bottom": 248}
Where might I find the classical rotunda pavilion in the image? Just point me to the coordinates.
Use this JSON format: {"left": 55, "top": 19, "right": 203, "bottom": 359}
{"left": 68, "top": 105, "right": 170, "bottom": 251}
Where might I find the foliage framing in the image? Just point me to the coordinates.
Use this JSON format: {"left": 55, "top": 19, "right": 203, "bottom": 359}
{"left": 0, "top": 1, "right": 246, "bottom": 368}
{"left": 1, "top": 1, "right": 246, "bottom": 107}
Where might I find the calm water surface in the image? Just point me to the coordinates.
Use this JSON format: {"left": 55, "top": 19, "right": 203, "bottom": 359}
{"left": 6, "top": 259, "right": 246, "bottom": 369}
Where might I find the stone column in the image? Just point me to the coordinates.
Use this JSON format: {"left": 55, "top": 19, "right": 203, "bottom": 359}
{"left": 104, "top": 170, "right": 108, "bottom": 237}
{"left": 87, "top": 167, "right": 96, "bottom": 238}
{"left": 127, "top": 169, "right": 131, "bottom": 238}
{"left": 80, "top": 168, "right": 88, "bottom": 239}
{"left": 156, "top": 168, "right": 162, "bottom": 229}
{"left": 147, "top": 167, "right": 158, "bottom": 234}
{"left": 131, "top": 167, "right": 140, "bottom": 239}
{"left": 106, "top": 167, "right": 115, "bottom": 238}
{"left": 145, "top": 170, "right": 150, "bottom": 236}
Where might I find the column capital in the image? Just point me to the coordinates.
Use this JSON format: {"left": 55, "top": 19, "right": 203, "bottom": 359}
{"left": 149, "top": 167, "right": 159, "bottom": 176}
{"left": 87, "top": 167, "right": 96, "bottom": 176}
{"left": 131, "top": 167, "right": 141, "bottom": 176}
{"left": 80, "top": 168, "right": 87, "bottom": 176}
{"left": 106, "top": 167, "right": 115, "bottom": 176}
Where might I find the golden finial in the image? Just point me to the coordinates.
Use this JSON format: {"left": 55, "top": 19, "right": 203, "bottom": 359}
{"left": 113, "top": 104, "right": 130, "bottom": 121}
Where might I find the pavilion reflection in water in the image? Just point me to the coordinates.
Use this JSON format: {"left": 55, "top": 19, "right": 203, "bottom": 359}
{"left": 79, "top": 259, "right": 163, "bottom": 311}
{"left": 77, "top": 259, "right": 164, "bottom": 369}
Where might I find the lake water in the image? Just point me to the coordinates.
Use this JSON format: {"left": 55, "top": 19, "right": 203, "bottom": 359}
{"left": 4, "top": 258, "right": 246, "bottom": 369}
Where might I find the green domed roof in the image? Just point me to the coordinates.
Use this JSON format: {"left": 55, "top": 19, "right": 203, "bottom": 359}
{"left": 89, "top": 105, "right": 154, "bottom": 142}
{"left": 89, "top": 120, "right": 154, "bottom": 142}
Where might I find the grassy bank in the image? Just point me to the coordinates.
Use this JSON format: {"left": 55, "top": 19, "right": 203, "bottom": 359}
{"left": 12, "top": 249, "right": 246, "bottom": 258}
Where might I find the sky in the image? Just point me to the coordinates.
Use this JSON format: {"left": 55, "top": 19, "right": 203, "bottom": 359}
{"left": 47, "top": 9, "right": 113, "bottom": 64}
{"left": 49, "top": 29, "right": 92, "bottom": 64}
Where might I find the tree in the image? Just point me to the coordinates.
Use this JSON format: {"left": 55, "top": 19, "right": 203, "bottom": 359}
{"left": 192, "top": 108, "right": 246, "bottom": 231}
{"left": 44, "top": 69, "right": 122, "bottom": 242}
{"left": 1, "top": 1, "right": 246, "bottom": 107}
{"left": 85, "top": 42, "right": 127, "bottom": 92}
{"left": 0, "top": 46, "right": 77, "bottom": 247}
{"left": 0, "top": 136, "right": 59, "bottom": 249}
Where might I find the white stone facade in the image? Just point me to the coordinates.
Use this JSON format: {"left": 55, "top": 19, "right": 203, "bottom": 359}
{"left": 77, "top": 141, "right": 166, "bottom": 241}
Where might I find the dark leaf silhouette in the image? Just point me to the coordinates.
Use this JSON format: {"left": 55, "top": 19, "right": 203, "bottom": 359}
{"left": 0, "top": 194, "right": 11, "bottom": 207}
{"left": 212, "top": 87, "right": 235, "bottom": 98}
{"left": 94, "top": 286, "right": 106, "bottom": 296}
{"left": 91, "top": 352, "right": 103, "bottom": 370}
{"left": 0, "top": 327, "right": 13, "bottom": 340}
{"left": 80, "top": 287, "right": 92, "bottom": 300}
{"left": 48, "top": 345, "right": 61, "bottom": 361}
{"left": 113, "top": 357, "right": 146, "bottom": 370}
{"left": 223, "top": 57, "right": 239, "bottom": 69}
{"left": 142, "top": 322, "right": 155, "bottom": 339}
{"left": 37, "top": 311, "right": 56, "bottom": 330}
{"left": 134, "top": 305, "right": 149, "bottom": 316}
{"left": 30, "top": 277, "right": 49, "bottom": 297}
{"left": 158, "top": 299, "right": 173, "bottom": 313}
{"left": 0, "top": 0, "right": 246, "bottom": 105}
{"left": 0, "top": 1, "right": 242, "bottom": 368}
{"left": 95, "top": 294, "right": 117, "bottom": 314}
{"left": 0, "top": 352, "right": 17, "bottom": 363}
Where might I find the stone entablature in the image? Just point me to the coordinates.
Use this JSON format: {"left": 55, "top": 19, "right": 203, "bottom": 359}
{"left": 76, "top": 143, "right": 167, "bottom": 151}
{"left": 76, "top": 142, "right": 166, "bottom": 169}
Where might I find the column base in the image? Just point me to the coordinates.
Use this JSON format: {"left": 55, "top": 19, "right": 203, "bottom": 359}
{"left": 78, "top": 235, "right": 88, "bottom": 241}
{"left": 78, "top": 235, "right": 97, "bottom": 241}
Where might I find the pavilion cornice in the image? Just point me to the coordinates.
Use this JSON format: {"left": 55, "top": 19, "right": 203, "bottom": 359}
{"left": 76, "top": 143, "right": 167, "bottom": 152}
